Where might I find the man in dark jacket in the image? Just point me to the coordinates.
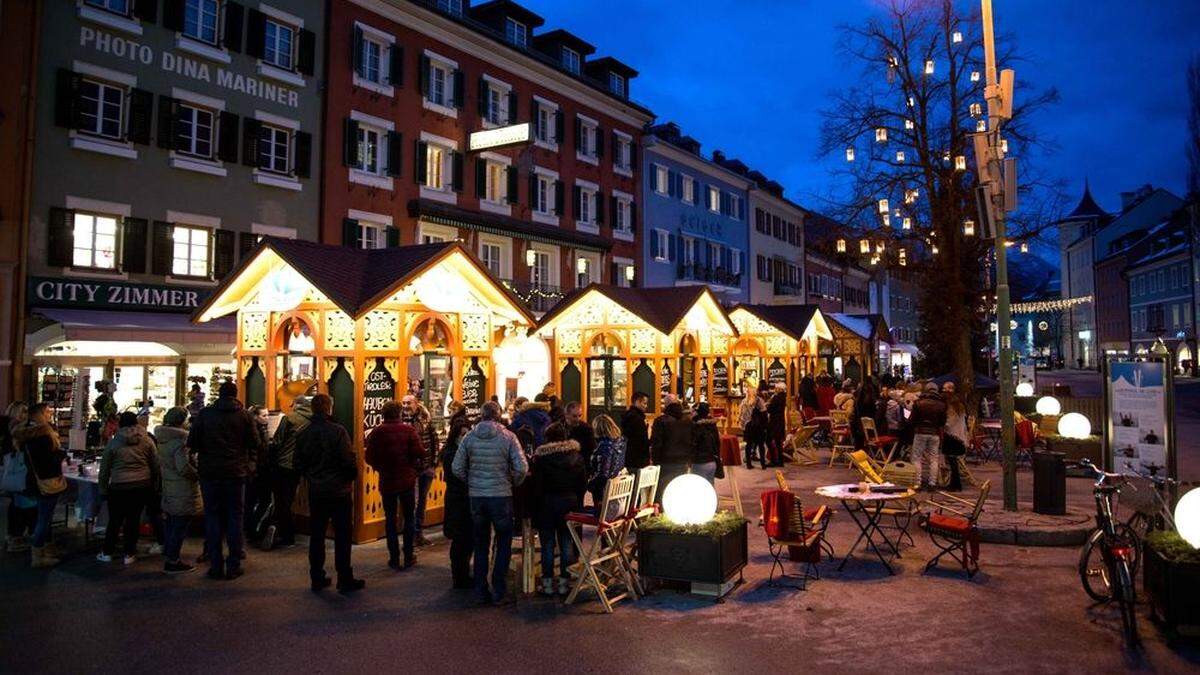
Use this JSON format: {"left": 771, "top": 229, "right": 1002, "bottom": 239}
{"left": 441, "top": 408, "right": 474, "bottom": 590}
{"left": 909, "top": 383, "right": 948, "bottom": 489}
{"left": 510, "top": 398, "right": 551, "bottom": 451}
{"left": 548, "top": 401, "right": 595, "bottom": 466}
{"left": 650, "top": 401, "right": 692, "bottom": 502}
{"left": 620, "top": 392, "right": 650, "bottom": 471}
{"left": 187, "top": 381, "right": 263, "bottom": 580}
{"left": 401, "top": 394, "right": 438, "bottom": 547}
{"left": 294, "top": 394, "right": 363, "bottom": 593}
{"left": 365, "top": 401, "right": 424, "bottom": 570}
{"left": 530, "top": 425, "right": 587, "bottom": 596}
{"left": 766, "top": 383, "right": 788, "bottom": 467}
{"left": 263, "top": 396, "right": 311, "bottom": 549}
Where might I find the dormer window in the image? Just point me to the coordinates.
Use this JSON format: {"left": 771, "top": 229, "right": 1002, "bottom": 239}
{"left": 562, "top": 47, "right": 581, "bottom": 74}
{"left": 436, "top": 0, "right": 463, "bottom": 16}
{"left": 608, "top": 72, "right": 626, "bottom": 97}
{"left": 505, "top": 18, "right": 527, "bottom": 48}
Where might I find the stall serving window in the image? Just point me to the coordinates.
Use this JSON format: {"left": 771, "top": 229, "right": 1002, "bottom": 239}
{"left": 408, "top": 318, "right": 453, "bottom": 435}
{"left": 586, "top": 333, "right": 626, "bottom": 422}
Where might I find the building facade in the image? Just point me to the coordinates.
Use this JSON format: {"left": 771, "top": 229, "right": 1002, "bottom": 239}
{"left": 1127, "top": 205, "right": 1197, "bottom": 373}
{"left": 745, "top": 170, "right": 804, "bottom": 305}
{"left": 1057, "top": 184, "right": 1109, "bottom": 368}
{"left": 24, "top": 0, "right": 325, "bottom": 424}
{"left": 323, "top": 0, "right": 651, "bottom": 313}
{"left": 641, "top": 124, "right": 749, "bottom": 302}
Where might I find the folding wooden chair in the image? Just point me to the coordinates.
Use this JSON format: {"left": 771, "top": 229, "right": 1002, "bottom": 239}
{"left": 848, "top": 450, "right": 919, "bottom": 547}
{"left": 1015, "top": 419, "right": 1040, "bottom": 466}
{"left": 828, "top": 410, "right": 853, "bottom": 466}
{"left": 717, "top": 465, "right": 744, "bottom": 517}
{"left": 773, "top": 470, "right": 835, "bottom": 559}
{"left": 761, "top": 489, "right": 831, "bottom": 589}
{"left": 565, "top": 473, "right": 638, "bottom": 613}
{"left": 861, "top": 417, "right": 899, "bottom": 464}
{"left": 921, "top": 481, "right": 991, "bottom": 579}
{"left": 624, "top": 465, "right": 660, "bottom": 595}
{"left": 788, "top": 425, "right": 821, "bottom": 465}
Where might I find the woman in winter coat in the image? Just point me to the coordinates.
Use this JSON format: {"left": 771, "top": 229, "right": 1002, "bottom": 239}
{"left": 799, "top": 375, "right": 819, "bottom": 417}
{"left": 440, "top": 408, "right": 474, "bottom": 590}
{"left": 17, "top": 402, "right": 65, "bottom": 567}
{"left": 530, "top": 424, "right": 586, "bottom": 596}
{"left": 690, "top": 403, "right": 723, "bottom": 484}
{"left": 743, "top": 395, "right": 769, "bottom": 470}
{"left": 155, "top": 407, "right": 201, "bottom": 573}
{"left": 587, "top": 415, "right": 626, "bottom": 509}
{"left": 98, "top": 411, "right": 161, "bottom": 565}
{"left": 2, "top": 401, "right": 36, "bottom": 554}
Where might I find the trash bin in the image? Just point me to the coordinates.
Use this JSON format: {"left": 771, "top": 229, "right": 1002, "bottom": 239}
{"left": 1033, "top": 450, "right": 1066, "bottom": 515}
{"left": 1053, "top": 383, "right": 1072, "bottom": 398}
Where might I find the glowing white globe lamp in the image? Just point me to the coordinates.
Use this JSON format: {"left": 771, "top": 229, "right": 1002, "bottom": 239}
{"left": 1015, "top": 382, "right": 1034, "bottom": 398}
{"left": 661, "top": 474, "right": 718, "bottom": 526}
{"left": 1035, "top": 396, "right": 1061, "bottom": 416}
{"left": 1174, "top": 488, "right": 1200, "bottom": 548}
{"left": 1057, "top": 412, "right": 1092, "bottom": 439}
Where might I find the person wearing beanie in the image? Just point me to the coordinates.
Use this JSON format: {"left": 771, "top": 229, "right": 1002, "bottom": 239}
{"left": 97, "top": 412, "right": 160, "bottom": 565}
{"left": 155, "top": 407, "right": 201, "bottom": 573}
{"left": 690, "top": 402, "right": 723, "bottom": 484}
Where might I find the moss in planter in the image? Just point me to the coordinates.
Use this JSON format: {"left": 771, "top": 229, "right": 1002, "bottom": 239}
{"left": 639, "top": 511, "right": 747, "bottom": 538}
{"left": 1146, "top": 530, "right": 1200, "bottom": 564}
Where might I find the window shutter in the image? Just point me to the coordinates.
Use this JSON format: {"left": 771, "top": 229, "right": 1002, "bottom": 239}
{"left": 47, "top": 207, "right": 74, "bottom": 267}
{"left": 506, "top": 166, "right": 518, "bottom": 204}
{"left": 508, "top": 89, "right": 518, "bottom": 124}
{"left": 528, "top": 171, "right": 537, "bottom": 209}
{"left": 611, "top": 132, "right": 618, "bottom": 159}
{"left": 54, "top": 69, "right": 82, "bottom": 130}
{"left": 223, "top": 2, "right": 244, "bottom": 52}
{"left": 152, "top": 221, "right": 174, "bottom": 276}
{"left": 133, "top": 0, "right": 157, "bottom": 22}
{"left": 385, "top": 131, "right": 402, "bottom": 177}
{"left": 474, "top": 156, "right": 486, "bottom": 198}
{"left": 554, "top": 110, "right": 563, "bottom": 145}
{"left": 342, "top": 218, "right": 361, "bottom": 248}
{"left": 342, "top": 118, "right": 359, "bottom": 166}
{"left": 629, "top": 201, "right": 637, "bottom": 232}
{"left": 386, "top": 227, "right": 400, "bottom": 247}
{"left": 217, "top": 111, "right": 239, "bottom": 163}
{"left": 594, "top": 192, "right": 604, "bottom": 225}
{"left": 156, "top": 95, "right": 178, "bottom": 148}
{"left": 667, "top": 233, "right": 676, "bottom": 262}
{"left": 610, "top": 195, "right": 618, "bottom": 226}
{"left": 244, "top": 9, "right": 265, "bottom": 59}
{"left": 297, "top": 29, "right": 316, "bottom": 76}
{"left": 127, "top": 88, "right": 154, "bottom": 145}
{"left": 452, "top": 69, "right": 465, "bottom": 108}
{"left": 477, "top": 76, "right": 489, "bottom": 117}
{"left": 574, "top": 117, "right": 582, "bottom": 151}
{"left": 666, "top": 170, "right": 677, "bottom": 198}
{"left": 162, "top": 0, "right": 185, "bottom": 31}
{"left": 739, "top": 251, "right": 745, "bottom": 276}
{"left": 553, "top": 180, "right": 564, "bottom": 215}
{"left": 529, "top": 98, "right": 539, "bottom": 130}
{"left": 738, "top": 198, "right": 745, "bottom": 220}
{"left": 650, "top": 229, "right": 659, "bottom": 259}
{"left": 414, "top": 140, "right": 427, "bottom": 184}
{"left": 418, "top": 55, "right": 430, "bottom": 96}
{"left": 572, "top": 185, "right": 581, "bottom": 219}
{"left": 610, "top": 262, "right": 618, "bottom": 285}
{"left": 121, "top": 217, "right": 148, "bottom": 274}
{"left": 451, "top": 151, "right": 463, "bottom": 191}
{"left": 241, "top": 118, "right": 261, "bottom": 166}
{"left": 352, "top": 26, "right": 364, "bottom": 76}
{"left": 238, "top": 231, "right": 257, "bottom": 260}
{"left": 293, "top": 131, "right": 312, "bottom": 178}
{"left": 629, "top": 141, "right": 637, "bottom": 170}
{"left": 388, "top": 44, "right": 403, "bottom": 86}
{"left": 213, "top": 230, "right": 236, "bottom": 279}
{"left": 595, "top": 126, "right": 604, "bottom": 158}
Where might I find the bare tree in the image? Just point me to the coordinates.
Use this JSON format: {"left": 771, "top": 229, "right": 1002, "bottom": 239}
{"left": 818, "top": 0, "right": 1058, "bottom": 398}
{"left": 1188, "top": 55, "right": 1200, "bottom": 197}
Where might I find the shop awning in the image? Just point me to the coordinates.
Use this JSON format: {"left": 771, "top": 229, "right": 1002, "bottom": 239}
{"left": 27, "top": 308, "right": 236, "bottom": 357}
{"left": 729, "top": 304, "right": 833, "bottom": 343}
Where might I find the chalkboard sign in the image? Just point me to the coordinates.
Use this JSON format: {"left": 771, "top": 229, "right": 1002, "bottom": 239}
{"left": 362, "top": 359, "right": 395, "bottom": 435}
{"left": 659, "top": 363, "right": 672, "bottom": 398}
{"left": 462, "top": 357, "right": 487, "bottom": 416}
{"left": 698, "top": 360, "right": 709, "bottom": 403}
{"left": 767, "top": 359, "right": 787, "bottom": 386}
{"left": 712, "top": 358, "right": 729, "bottom": 397}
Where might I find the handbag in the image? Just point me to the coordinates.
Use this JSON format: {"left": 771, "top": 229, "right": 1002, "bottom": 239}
{"left": 25, "top": 449, "right": 67, "bottom": 496}
{"left": 1, "top": 452, "right": 28, "bottom": 492}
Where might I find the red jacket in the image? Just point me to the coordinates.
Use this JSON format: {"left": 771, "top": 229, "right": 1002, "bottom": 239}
{"left": 365, "top": 421, "right": 425, "bottom": 494}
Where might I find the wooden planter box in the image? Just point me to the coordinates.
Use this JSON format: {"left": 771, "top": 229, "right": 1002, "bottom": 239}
{"left": 1144, "top": 545, "right": 1200, "bottom": 635}
{"left": 638, "top": 521, "right": 748, "bottom": 589}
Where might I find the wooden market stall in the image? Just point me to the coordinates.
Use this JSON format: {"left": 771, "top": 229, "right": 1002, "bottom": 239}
{"left": 726, "top": 304, "right": 833, "bottom": 402}
{"left": 193, "top": 238, "right": 535, "bottom": 542}
{"left": 824, "top": 313, "right": 891, "bottom": 382}
{"left": 534, "top": 285, "right": 738, "bottom": 420}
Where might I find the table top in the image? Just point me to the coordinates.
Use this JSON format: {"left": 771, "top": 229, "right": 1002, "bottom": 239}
{"left": 979, "top": 420, "right": 1001, "bottom": 430}
{"left": 63, "top": 461, "right": 100, "bottom": 485}
{"left": 815, "top": 483, "right": 915, "bottom": 502}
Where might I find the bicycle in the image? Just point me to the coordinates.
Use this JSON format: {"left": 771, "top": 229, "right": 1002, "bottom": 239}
{"left": 1121, "top": 462, "right": 1176, "bottom": 544}
{"left": 1076, "top": 459, "right": 1140, "bottom": 647}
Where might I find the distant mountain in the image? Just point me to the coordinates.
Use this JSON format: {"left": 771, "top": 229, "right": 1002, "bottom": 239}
{"left": 996, "top": 252, "right": 1058, "bottom": 301}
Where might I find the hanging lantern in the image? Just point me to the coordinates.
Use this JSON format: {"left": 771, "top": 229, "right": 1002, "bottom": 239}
{"left": 860, "top": 239, "right": 870, "bottom": 254}
{"left": 942, "top": 151, "right": 951, "bottom": 162}
{"left": 625, "top": 264, "right": 636, "bottom": 282}
{"left": 963, "top": 220, "right": 976, "bottom": 236}
{"left": 924, "top": 60, "right": 935, "bottom": 75}
{"left": 898, "top": 248, "right": 907, "bottom": 266}
{"left": 845, "top": 147, "right": 855, "bottom": 162}
{"left": 976, "top": 120, "right": 987, "bottom": 132}
{"left": 525, "top": 248, "right": 537, "bottom": 267}
{"left": 907, "top": 96, "right": 915, "bottom": 108}
{"left": 875, "top": 127, "right": 888, "bottom": 143}
{"left": 952, "top": 31, "right": 963, "bottom": 44}
{"left": 954, "top": 155, "right": 967, "bottom": 171}
{"left": 970, "top": 102, "right": 982, "bottom": 117}
{"left": 905, "top": 118, "right": 914, "bottom": 130}
{"left": 902, "top": 217, "right": 912, "bottom": 230}
{"left": 971, "top": 70, "right": 981, "bottom": 82}
{"left": 870, "top": 255, "right": 879, "bottom": 266}
{"left": 895, "top": 150, "right": 905, "bottom": 163}
{"left": 931, "top": 244, "right": 939, "bottom": 255}
{"left": 836, "top": 238, "right": 847, "bottom": 253}
{"left": 882, "top": 213, "right": 891, "bottom": 227}
{"left": 576, "top": 257, "right": 588, "bottom": 275}
{"left": 876, "top": 241, "right": 885, "bottom": 253}
{"left": 1000, "top": 139, "right": 1009, "bottom": 154}
{"left": 878, "top": 198, "right": 889, "bottom": 213}
{"left": 1020, "top": 242, "right": 1029, "bottom": 253}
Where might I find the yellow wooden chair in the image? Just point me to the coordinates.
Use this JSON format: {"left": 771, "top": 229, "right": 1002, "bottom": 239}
{"left": 848, "top": 451, "right": 919, "bottom": 547}
{"left": 565, "top": 473, "right": 639, "bottom": 613}
{"left": 788, "top": 425, "right": 821, "bottom": 465}
{"left": 827, "top": 409, "right": 853, "bottom": 466}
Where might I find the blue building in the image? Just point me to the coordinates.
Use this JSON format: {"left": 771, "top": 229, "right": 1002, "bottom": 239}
{"left": 641, "top": 123, "right": 751, "bottom": 303}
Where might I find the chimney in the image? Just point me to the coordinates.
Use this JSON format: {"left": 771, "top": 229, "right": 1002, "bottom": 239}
{"left": 712, "top": 150, "right": 726, "bottom": 163}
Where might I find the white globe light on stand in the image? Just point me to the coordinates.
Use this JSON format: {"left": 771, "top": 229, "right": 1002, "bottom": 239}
{"left": 1057, "top": 412, "right": 1092, "bottom": 439}
{"left": 661, "top": 474, "right": 718, "bottom": 526}
{"left": 1175, "top": 488, "right": 1200, "bottom": 548}
{"left": 1035, "top": 396, "right": 1061, "bottom": 416}
{"left": 1015, "top": 382, "right": 1034, "bottom": 397}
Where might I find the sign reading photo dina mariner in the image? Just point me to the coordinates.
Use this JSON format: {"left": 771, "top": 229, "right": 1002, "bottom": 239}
{"left": 28, "top": 276, "right": 210, "bottom": 313}
{"left": 1105, "top": 359, "right": 1172, "bottom": 479}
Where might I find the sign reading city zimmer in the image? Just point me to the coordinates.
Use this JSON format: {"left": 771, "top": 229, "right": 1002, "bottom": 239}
{"left": 468, "top": 123, "right": 532, "bottom": 151}
{"left": 29, "top": 276, "right": 210, "bottom": 313}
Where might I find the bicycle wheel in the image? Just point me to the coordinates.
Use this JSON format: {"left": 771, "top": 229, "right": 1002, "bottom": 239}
{"left": 1115, "top": 559, "right": 1140, "bottom": 647}
{"left": 1126, "top": 512, "right": 1150, "bottom": 547}
{"left": 1079, "top": 530, "right": 1112, "bottom": 602}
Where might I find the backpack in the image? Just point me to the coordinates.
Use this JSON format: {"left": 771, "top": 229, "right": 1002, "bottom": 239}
{"left": 1, "top": 451, "right": 28, "bottom": 493}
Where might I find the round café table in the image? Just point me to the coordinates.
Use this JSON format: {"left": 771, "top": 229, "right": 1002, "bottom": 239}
{"left": 815, "top": 483, "right": 916, "bottom": 575}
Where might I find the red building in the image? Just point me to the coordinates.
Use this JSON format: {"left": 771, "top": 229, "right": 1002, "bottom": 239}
{"left": 321, "top": 0, "right": 652, "bottom": 311}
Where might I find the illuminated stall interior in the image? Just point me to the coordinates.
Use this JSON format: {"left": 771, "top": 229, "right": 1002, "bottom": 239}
{"left": 824, "top": 313, "right": 892, "bottom": 381}
{"left": 535, "top": 285, "right": 738, "bottom": 421}
{"left": 194, "top": 238, "right": 535, "bottom": 541}
{"left": 726, "top": 304, "right": 833, "bottom": 401}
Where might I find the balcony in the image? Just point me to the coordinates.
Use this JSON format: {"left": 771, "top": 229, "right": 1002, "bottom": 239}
{"left": 501, "top": 279, "right": 565, "bottom": 313}
{"left": 676, "top": 263, "right": 741, "bottom": 289}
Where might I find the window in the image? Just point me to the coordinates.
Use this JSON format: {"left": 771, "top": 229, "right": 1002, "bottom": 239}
{"left": 421, "top": 232, "right": 445, "bottom": 244}
{"left": 615, "top": 261, "right": 633, "bottom": 288}
{"left": 535, "top": 104, "right": 556, "bottom": 143}
{"left": 576, "top": 118, "right": 597, "bottom": 159}
{"left": 176, "top": 104, "right": 214, "bottom": 159}
{"left": 614, "top": 197, "right": 632, "bottom": 234}
{"left": 531, "top": 251, "right": 551, "bottom": 287}
{"left": 427, "top": 61, "right": 452, "bottom": 107}
{"left": 79, "top": 79, "right": 124, "bottom": 140}
{"left": 728, "top": 194, "right": 742, "bottom": 219}
{"left": 263, "top": 19, "right": 295, "bottom": 71}
{"left": 483, "top": 82, "right": 508, "bottom": 125}
{"left": 654, "top": 165, "right": 669, "bottom": 195}
{"left": 171, "top": 225, "right": 210, "bottom": 277}
{"left": 654, "top": 230, "right": 669, "bottom": 261}
{"left": 682, "top": 176, "right": 695, "bottom": 204}
{"left": 354, "top": 125, "right": 381, "bottom": 174}
{"left": 484, "top": 161, "right": 506, "bottom": 203}
{"left": 707, "top": 186, "right": 720, "bottom": 213}
{"left": 562, "top": 47, "right": 580, "bottom": 74}
{"left": 614, "top": 135, "right": 632, "bottom": 172}
{"left": 682, "top": 237, "right": 696, "bottom": 265}
{"left": 609, "top": 72, "right": 625, "bottom": 97}
{"left": 72, "top": 213, "right": 119, "bottom": 269}
{"left": 360, "top": 222, "right": 386, "bottom": 249}
{"left": 86, "top": 0, "right": 129, "bottom": 15}
{"left": 479, "top": 243, "right": 502, "bottom": 277}
{"left": 359, "top": 35, "right": 382, "bottom": 84}
{"left": 730, "top": 249, "right": 742, "bottom": 275}
{"left": 183, "top": 0, "right": 220, "bottom": 45}
{"left": 424, "top": 144, "right": 446, "bottom": 190}
{"left": 535, "top": 175, "right": 553, "bottom": 214}
{"left": 505, "top": 18, "right": 527, "bottom": 48}
{"left": 257, "top": 124, "right": 290, "bottom": 174}
{"left": 435, "top": 0, "right": 463, "bottom": 15}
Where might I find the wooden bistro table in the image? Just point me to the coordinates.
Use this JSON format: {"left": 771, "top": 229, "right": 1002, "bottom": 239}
{"left": 719, "top": 434, "right": 741, "bottom": 467}
{"left": 815, "top": 483, "right": 916, "bottom": 575}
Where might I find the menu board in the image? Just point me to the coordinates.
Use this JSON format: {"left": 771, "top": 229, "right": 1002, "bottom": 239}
{"left": 767, "top": 359, "right": 787, "bottom": 386}
{"left": 698, "top": 360, "right": 709, "bottom": 403}
{"left": 659, "top": 362, "right": 673, "bottom": 400}
{"left": 462, "top": 358, "right": 487, "bottom": 417}
{"left": 712, "top": 358, "right": 729, "bottom": 397}
{"left": 1105, "top": 358, "right": 1172, "bottom": 478}
{"left": 362, "top": 360, "right": 395, "bottom": 435}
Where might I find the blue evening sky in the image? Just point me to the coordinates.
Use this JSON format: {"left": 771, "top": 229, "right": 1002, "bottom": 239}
{"left": 522, "top": 0, "right": 1198, "bottom": 249}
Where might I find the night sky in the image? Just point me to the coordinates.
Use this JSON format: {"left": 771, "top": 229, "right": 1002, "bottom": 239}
{"left": 523, "top": 0, "right": 1199, "bottom": 256}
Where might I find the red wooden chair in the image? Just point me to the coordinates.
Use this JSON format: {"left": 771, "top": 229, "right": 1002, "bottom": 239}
{"left": 861, "top": 417, "right": 899, "bottom": 464}
{"left": 920, "top": 480, "right": 990, "bottom": 579}
{"left": 761, "top": 488, "right": 831, "bottom": 589}
{"left": 1015, "top": 419, "right": 1039, "bottom": 465}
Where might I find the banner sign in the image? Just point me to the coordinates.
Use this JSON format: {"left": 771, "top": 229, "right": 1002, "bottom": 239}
{"left": 462, "top": 358, "right": 487, "bottom": 417}
{"left": 362, "top": 359, "right": 396, "bottom": 436}
{"left": 1104, "top": 356, "right": 1174, "bottom": 479}
{"left": 767, "top": 359, "right": 787, "bottom": 386}
{"left": 29, "top": 276, "right": 210, "bottom": 313}
{"left": 711, "top": 358, "right": 729, "bottom": 397}
{"left": 468, "top": 123, "right": 531, "bottom": 151}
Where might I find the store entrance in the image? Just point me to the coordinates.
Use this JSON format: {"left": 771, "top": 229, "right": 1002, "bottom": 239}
{"left": 586, "top": 333, "right": 626, "bottom": 422}
{"left": 407, "top": 318, "right": 454, "bottom": 436}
